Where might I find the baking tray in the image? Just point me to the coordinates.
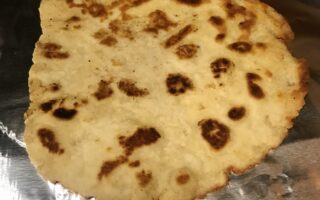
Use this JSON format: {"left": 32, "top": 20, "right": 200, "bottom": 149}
{"left": 0, "top": 0, "right": 319, "bottom": 199}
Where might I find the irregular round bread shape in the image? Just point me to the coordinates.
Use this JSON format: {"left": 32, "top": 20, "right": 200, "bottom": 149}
{"left": 24, "top": 0, "right": 307, "bottom": 199}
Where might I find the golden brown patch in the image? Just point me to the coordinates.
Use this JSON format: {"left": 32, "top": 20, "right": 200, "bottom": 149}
{"left": 66, "top": 0, "right": 107, "bottom": 19}
{"left": 239, "top": 16, "right": 256, "bottom": 31}
{"left": 145, "top": 10, "right": 177, "bottom": 34}
{"left": 111, "top": 58, "right": 124, "bottom": 66}
{"left": 228, "top": 42, "right": 252, "bottom": 53}
{"left": 38, "top": 128, "right": 64, "bottom": 154}
{"left": 50, "top": 83, "right": 61, "bottom": 92}
{"left": 98, "top": 156, "right": 127, "bottom": 180}
{"left": 94, "top": 29, "right": 108, "bottom": 40}
{"left": 42, "top": 42, "right": 61, "bottom": 51}
{"left": 107, "top": 20, "right": 134, "bottom": 40}
{"left": 198, "top": 119, "right": 230, "bottom": 150}
{"left": 256, "top": 42, "right": 267, "bottom": 49}
{"left": 246, "top": 73, "right": 265, "bottom": 99}
{"left": 165, "top": 25, "right": 193, "bottom": 48}
{"left": 129, "top": 160, "right": 140, "bottom": 168}
{"left": 100, "top": 36, "right": 118, "bottom": 47}
{"left": 88, "top": 3, "right": 107, "bottom": 17}
{"left": 166, "top": 73, "right": 194, "bottom": 95}
{"left": 176, "top": 44, "right": 199, "bottom": 59}
{"left": 224, "top": 1, "right": 246, "bottom": 18}
{"left": 176, "top": 0, "right": 205, "bottom": 6}
{"left": 130, "top": 0, "right": 150, "bottom": 6}
{"left": 119, "top": 127, "right": 161, "bottom": 156}
{"left": 105, "top": 0, "right": 125, "bottom": 10}
{"left": 228, "top": 107, "right": 246, "bottom": 120}
{"left": 118, "top": 4, "right": 133, "bottom": 20}
{"left": 176, "top": 174, "right": 190, "bottom": 185}
{"left": 209, "top": 16, "right": 224, "bottom": 27}
{"left": 109, "top": 20, "right": 120, "bottom": 33}
{"left": 215, "top": 33, "right": 226, "bottom": 42}
{"left": 208, "top": 15, "right": 227, "bottom": 42}
{"left": 40, "top": 100, "right": 57, "bottom": 112}
{"left": 66, "top": 16, "right": 80, "bottom": 23}
{"left": 118, "top": 79, "right": 149, "bottom": 97}
{"left": 239, "top": 11, "right": 257, "bottom": 30}
{"left": 81, "top": 99, "right": 89, "bottom": 105}
{"left": 265, "top": 70, "right": 273, "bottom": 77}
{"left": 53, "top": 108, "right": 78, "bottom": 120}
{"left": 94, "top": 80, "right": 114, "bottom": 100}
{"left": 136, "top": 170, "right": 152, "bottom": 187}
{"left": 94, "top": 30, "right": 118, "bottom": 46}
{"left": 40, "top": 42, "right": 70, "bottom": 59}
{"left": 210, "top": 58, "right": 234, "bottom": 78}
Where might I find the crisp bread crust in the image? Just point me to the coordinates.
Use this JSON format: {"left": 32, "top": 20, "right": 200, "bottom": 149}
{"left": 25, "top": 0, "right": 308, "bottom": 199}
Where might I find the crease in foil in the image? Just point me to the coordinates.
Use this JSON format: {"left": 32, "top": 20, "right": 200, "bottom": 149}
{"left": 0, "top": 121, "right": 25, "bottom": 148}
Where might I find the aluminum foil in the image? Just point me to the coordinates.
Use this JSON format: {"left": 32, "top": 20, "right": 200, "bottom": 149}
{"left": 0, "top": 0, "right": 319, "bottom": 199}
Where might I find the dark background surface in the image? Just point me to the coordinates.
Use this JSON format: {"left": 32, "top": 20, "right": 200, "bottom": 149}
{"left": 0, "top": 0, "right": 41, "bottom": 136}
{"left": 0, "top": 0, "right": 319, "bottom": 200}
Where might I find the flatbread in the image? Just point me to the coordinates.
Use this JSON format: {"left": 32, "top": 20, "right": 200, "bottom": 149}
{"left": 24, "top": 0, "right": 308, "bottom": 199}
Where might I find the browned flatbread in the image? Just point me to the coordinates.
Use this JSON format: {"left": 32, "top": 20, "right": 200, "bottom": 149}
{"left": 24, "top": 0, "right": 308, "bottom": 199}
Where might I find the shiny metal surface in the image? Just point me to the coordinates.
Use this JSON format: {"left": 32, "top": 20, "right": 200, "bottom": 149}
{"left": 0, "top": 0, "right": 319, "bottom": 199}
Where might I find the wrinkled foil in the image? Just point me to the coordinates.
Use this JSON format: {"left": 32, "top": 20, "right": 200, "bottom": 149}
{"left": 0, "top": 0, "right": 319, "bottom": 199}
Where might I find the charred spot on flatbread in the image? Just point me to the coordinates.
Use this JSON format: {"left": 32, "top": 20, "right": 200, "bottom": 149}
{"left": 209, "top": 16, "right": 225, "bottom": 27}
{"left": 37, "top": 128, "right": 64, "bottom": 154}
{"left": 66, "top": 16, "right": 81, "bottom": 23}
{"left": 210, "top": 58, "right": 234, "bottom": 78}
{"left": 239, "top": 14, "right": 256, "bottom": 31}
{"left": 215, "top": 33, "right": 226, "bottom": 41}
{"left": 40, "top": 42, "right": 70, "bottom": 59}
{"left": 228, "top": 42, "right": 252, "bottom": 53}
{"left": 176, "top": 0, "right": 204, "bottom": 6}
{"left": 136, "top": 170, "right": 152, "bottom": 187}
{"left": 165, "top": 25, "right": 193, "bottom": 48}
{"left": 246, "top": 73, "right": 265, "bottom": 99}
{"left": 129, "top": 160, "right": 141, "bottom": 168}
{"left": 53, "top": 108, "right": 77, "bottom": 120}
{"left": 50, "top": 83, "right": 61, "bottom": 92}
{"left": 98, "top": 156, "right": 128, "bottom": 180}
{"left": 130, "top": 0, "right": 151, "bottom": 7}
{"left": 88, "top": 3, "right": 107, "bottom": 17}
{"left": 228, "top": 106, "right": 246, "bottom": 120}
{"left": 166, "top": 73, "right": 194, "bottom": 95}
{"left": 198, "top": 119, "right": 230, "bottom": 150}
{"left": 145, "top": 10, "right": 177, "bottom": 34}
{"left": 118, "top": 79, "right": 149, "bottom": 97}
{"left": 176, "top": 44, "right": 199, "bottom": 59}
{"left": 256, "top": 42, "right": 267, "bottom": 49}
{"left": 176, "top": 174, "right": 190, "bottom": 185}
{"left": 40, "top": 100, "right": 57, "bottom": 112}
{"left": 224, "top": 1, "right": 246, "bottom": 18}
{"left": 100, "top": 36, "right": 118, "bottom": 47}
{"left": 94, "top": 80, "right": 114, "bottom": 100}
{"left": 119, "top": 127, "right": 161, "bottom": 156}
